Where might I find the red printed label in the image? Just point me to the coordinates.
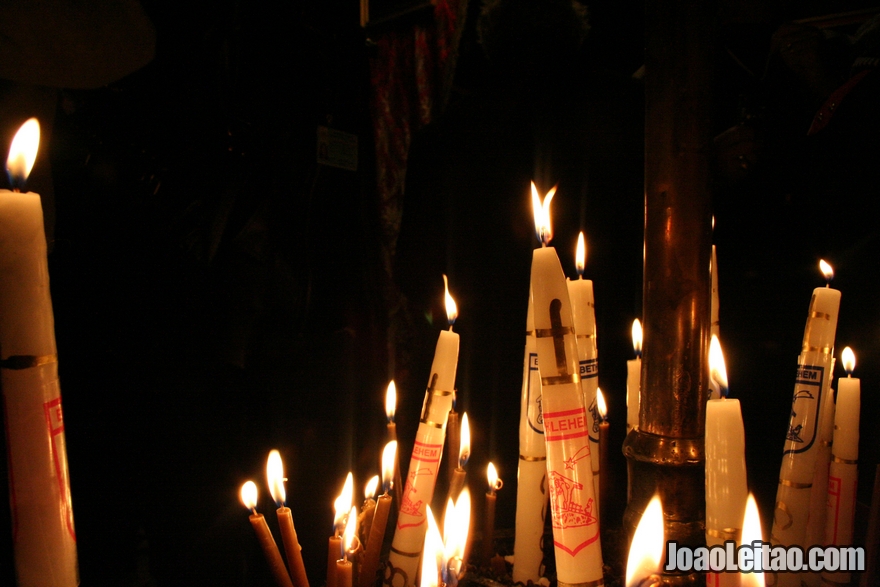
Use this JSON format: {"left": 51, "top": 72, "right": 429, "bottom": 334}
{"left": 544, "top": 408, "right": 589, "bottom": 442}
{"left": 43, "top": 397, "right": 76, "bottom": 540}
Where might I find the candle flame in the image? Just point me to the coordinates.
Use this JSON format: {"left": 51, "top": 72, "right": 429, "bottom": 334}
{"left": 842, "top": 346, "right": 856, "bottom": 375}
{"left": 487, "top": 462, "right": 502, "bottom": 495}
{"left": 421, "top": 505, "right": 445, "bottom": 587}
{"left": 625, "top": 495, "right": 664, "bottom": 587}
{"left": 343, "top": 505, "right": 359, "bottom": 555}
{"left": 382, "top": 441, "right": 397, "bottom": 492}
{"left": 597, "top": 388, "right": 607, "bottom": 420}
{"left": 7, "top": 118, "right": 40, "bottom": 187}
{"left": 709, "top": 335, "right": 729, "bottom": 396}
{"left": 576, "top": 232, "right": 587, "bottom": 277}
{"left": 459, "top": 412, "right": 471, "bottom": 468}
{"left": 741, "top": 494, "right": 765, "bottom": 587}
{"left": 819, "top": 259, "right": 834, "bottom": 283}
{"left": 365, "top": 475, "right": 379, "bottom": 500}
{"left": 240, "top": 480, "right": 258, "bottom": 512}
{"left": 266, "top": 449, "right": 286, "bottom": 506}
{"left": 443, "top": 489, "right": 471, "bottom": 579}
{"left": 334, "top": 472, "right": 354, "bottom": 528}
{"left": 385, "top": 380, "right": 397, "bottom": 422}
{"left": 443, "top": 274, "right": 458, "bottom": 325}
{"left": 632, "top": 319, "right": 643, "bottom": 357}
{"left": 530, "top": 181, "right": 556, "bottom": 245}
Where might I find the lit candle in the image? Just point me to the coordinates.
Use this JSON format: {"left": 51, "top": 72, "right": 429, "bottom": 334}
{"left": 447, "top": 399, "right": 460, "bottom": 486}
{"left": 0, "top": 118, "right": 78, "bottom": 587}
{"left": 529, "top": 183, "right": 603, "bottom": 585}
{"left": 448, "top": 412, "right": 470, "bottom": 500}
{"left": 823, "top": 347, "right": 860, "bottom": 586}
{"left": 625, "top": 495, "right": 663, "bottom": 587}
{"left": 567, "top": 231, "right": 602, "bottom": 509}
{"left": 267, "top": 450, "right": 310, "bottom": 587}
{"left": 704, "top": 336, "right": 746, "bottom": 587}
{"left": 596, "top": 388, "right": 610, "bottom": 524}
{"left": 483, "top": 462, "right": 503, "bottom": 562}
{"left": 359, "top": 475, "right": 379, "bottom": 548}
{"left": 513, "top": 276, "right": 548, "bottom": 584}
{"left": 386, "top": 380, "right": 404, "bottom": 511}
{"left": 359, "top": 442, "right": 397, "bottom": 587}
{"left": 388, "top": 277, "right": 460, "bottom": 586}
{"left": 329, "top": 473, "right": 354, "bottom": 587}
{"left": 337, "top": 506, "right": 358, "bottom": 587}
{"left": 444, "top": 489, "right": 471, "bottom": 586}
{"left": 772, "top": 260, "right": 840, "bottom": 587}
{"left": 627, "top": 319, "right": 642, "bottom": 433}
{"left": 741, "top": 495, "right": 765, "bottom": 587}
{"left": 241, "top": 481, "right": 295, "bottom": 587}
{"left": 803, "top": 372, "right": 835, "bottom": 582}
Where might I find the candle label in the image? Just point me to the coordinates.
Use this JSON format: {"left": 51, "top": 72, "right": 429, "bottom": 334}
{"left": 578, "top": 359, "right": 598, "bottom": 379}
{"left": 784, "top": 364, "right": 823, "bottom": 454}
{"left": 827, "top": 475, "right": 841, "bottom": 543}
{"left": 397, "top": 440, "right": 442, "bottom": 529}
{"left": 42, "top": 392, "right": 75, "bottom": 540}
{"left": 526, "top": 353, "right": 544, "bottom": 433}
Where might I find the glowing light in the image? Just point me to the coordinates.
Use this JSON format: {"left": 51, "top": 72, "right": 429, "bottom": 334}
{"left": 576, "top": 232, "right": 587, "bottom": 277}
{"left": 487, "top": 462, "right": 502, "bottom": 496}
{"left": 709, "top": 335, "right": 729, "bottom": 395}
{"left": 7, "top": 118, "right": 40, "bottom": 186}
{"left": 365, "top": 475, "right": 379, "bottom": 500}
{"left": 625, "top": 495, "right": 664, "bottom": 587}
{"left": 240, "top": 481, "right": 258, "bottom": 512}
{"left": 530, "top": 181, "right": 556, "bottom": 245}
{"left": 842, "top": 347, "right": 856, "bottom": 375}
{"left": 334, "top": 472, "right": 354, "bottom": 529}
{"left": 459, "top": 412, "right": 471, "bottom": 468}
{"left": 266, "top": 449, "right": 286, "bottom": 506}
{"left": 597, "top": 388, "right": 607, "bottom": 420}
{"left": 741, "top": 494, "right": 765, "bottom": 587}
{"left": 382, "top": 441, "right": 397, "bottom": 492}
{"left": 632, "top": 319, "right": 643, "bottom": 357}
{"left": 385, "top": 380, "right": 397, "bottom": 422}
{"left": 420, "top": 505, "right": 444, "bottom": 587}
{"left": 443, "top": 274, "right": 458, "bottom": 325}
{"left": 819, "top": 259, "right": 834, "bottom": 283}
{"left": 343, "top": 505, "right": 359, "bottom": 557}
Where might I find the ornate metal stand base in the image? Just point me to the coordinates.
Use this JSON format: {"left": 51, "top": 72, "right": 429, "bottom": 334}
{"left": 623, "top": 429, "right": 706, "bottom": 587}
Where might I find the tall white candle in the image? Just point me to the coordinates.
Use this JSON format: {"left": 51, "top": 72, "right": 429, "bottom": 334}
{"left": 803, "top": 375, "right": 835, "bottom": 587}
{"left": 0, "top": 118, "right": 78, "bottom": 587}
{"left": 513, "top": 293, "right": 548, "bottom": 584}
{"left": 704, "top": 336, "right": 746, "bottom": 587}
{"left": 567, "top": 232, "right": 601, "bottom": 512}
{"left": 529, "top": 183, "right": 602, "bottom": 586}
{"left": 387, "top": 277, "right": 460, "bottom": 587}
{"left": 626, "top": 319, "right": 642, "bottom": 434}
{"left": 823, "top": 347, "right": 860, "bottom": 586}
{"left": 771, "top": 260, "right": 840, "bottom": 587}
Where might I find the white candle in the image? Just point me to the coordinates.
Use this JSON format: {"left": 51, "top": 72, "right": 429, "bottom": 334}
{"left": 803, "top": 377, "right": 835, "bottom": 587}
{"left": 772, "top": 261, "right": 840, "bottom": 587}
{"left": 823, "top": 347, "right": 860, "bottom": 586}
{"left": 626, "top": 319, "right": 642, "bottom": 433}
{"left": 567, "top": 231, "right": 601, "bottom": 510}
{"left": 513, "top": 292, "right": 548, "bottom": 584}
{"left": 0, "top": 118, "right": 78, "bottom": 587}
{"left": 387, "top": 278, "right": 459, "bottom": 587}
{"left": 704, "top": 337, "right": 746, "bottom": 587}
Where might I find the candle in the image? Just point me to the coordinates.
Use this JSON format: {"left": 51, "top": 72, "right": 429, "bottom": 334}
{"left": 803, "top": 374, "right": 835, "bottom": 585}
{"left": 741, "top": 495, "right": 765, "bottom": 587}
{"left": 448, "top": 412, "right": 470, "bottom": 500}
{"left": 772, "top": 260, "right": 840, "bottom": 587}
{"left": 0, "top": 118, "right": 78, "bottom": 587}
{"left": 267, "top": 450, "right": 310, "bottom": 587}
{"left": 596, "top": 388, "right": 610, "bottom": 525}
{"left": 386, "top": 380, "right": 404, "bottom": 512}
{"left": 513, "top": 281, "right": 548, "bottom": 584}
{"left": 704, "top": 337, "right": 746, "bottom": 587}
{"left": 329, "top": 473, "right": 354, "bottom": 587}
{"left": 359, "top": 476, "right": 379, "bottom": 548}
{"left": 483, "top": 462, "right": 502, "bottom": 562}
{"left": 626, "top": 319, "right": 642, "bottom": 433}
{"left": 624, "top": 495, "right": 663, "bottom": 587}
{"left": 241, "top": 481, "right": 295, "bottom": 587}
{"left": 447, "top": 406, "right": 460, "bottom": 486}
{"left": 444, "top": 489, "right": 471, "bottom": 586}
{"left": 823, "top": 347, "right": 860, "bottom": 586}
{"left": 529, "top": 184, "right": 603, "bottom": 585}
{"left": 567, "top": 231, "right": 602, "bottom": 509}
{"left": 359, "top": 442, "right": 397, "bottom": 587}
{"left": 337, "top": 506, "right": 358, "bottom": 587}
{"left": 387, "top": 277, "right": 460, "bottom": 587}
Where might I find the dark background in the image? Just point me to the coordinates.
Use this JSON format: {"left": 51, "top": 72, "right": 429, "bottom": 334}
{"left": 0, "top": 0, "right": 878, "bottom": 585}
